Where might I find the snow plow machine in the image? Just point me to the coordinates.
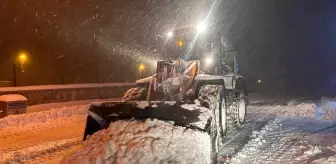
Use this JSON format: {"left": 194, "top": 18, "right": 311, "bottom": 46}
{"left": 82, "top": 26, "right": 248, "bottom": 164}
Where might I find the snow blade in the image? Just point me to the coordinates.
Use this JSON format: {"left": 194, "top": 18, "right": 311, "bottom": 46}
{"left": 83, "top": 101, "right": 212, "bottom": 140}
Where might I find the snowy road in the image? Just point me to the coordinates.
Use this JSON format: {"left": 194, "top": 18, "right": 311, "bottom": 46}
{"left": 220, "top": 101, "right": 336, "bottom": 164}
{"left": 0, "top": 97, "right": 335, "bottom": 164}
{"left": 0, "top": 98, "right": 120, "bottom": 164}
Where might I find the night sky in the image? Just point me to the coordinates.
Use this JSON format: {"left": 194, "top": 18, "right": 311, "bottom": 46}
{"left": 0, "top": 0, "right": 335, "bottom": 96}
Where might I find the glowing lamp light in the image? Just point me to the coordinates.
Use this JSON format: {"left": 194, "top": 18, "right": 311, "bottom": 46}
{"left": 177, "top": 40, "right": 184, "bottom": 48}
{"left": 257, "top": 80, "right": 262, "bottom": 83}
{"left": 167, "top": 31, "right": 173, "bottom": 38}
{"left": 205, "top": 57, "right": 213, "bottom": 65}
{"left": 196, "top": 22, "right": 206, "bottom": 33}
{"left": 18, "top": 52, "right": 28, "bottom": 73}
{"left": 19, "top": 53, "right": 27, "bottom": 61}
{"left": 139, "top": 64, "right": 145, "bottom": 71}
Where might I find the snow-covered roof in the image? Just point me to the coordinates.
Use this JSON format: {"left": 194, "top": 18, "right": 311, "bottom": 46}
{"left": 0, "top": 94, "right": 28, "bottom": 102}
{"left": 0, "top": 83, "right": 136, "bottom": 92}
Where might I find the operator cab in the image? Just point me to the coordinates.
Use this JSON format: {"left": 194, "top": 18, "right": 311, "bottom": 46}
{"left": 164, "top": 26, "right": 206, "bottom": 59}
{"left": 163, "top": 26, "right": 238, "bottom": 76}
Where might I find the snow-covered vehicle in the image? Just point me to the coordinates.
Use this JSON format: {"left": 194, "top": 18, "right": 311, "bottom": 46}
{"left": 81, "top": 24, "right": 248, "bottom": 164}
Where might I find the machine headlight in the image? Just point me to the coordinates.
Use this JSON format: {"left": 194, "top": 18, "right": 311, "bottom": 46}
{"left": 205, "top": 57, "right": 213, "bottom": 65}
{"left": 196, "top": 22, "right": 206, "bottom": 33}
{"left": 167, "top": 31, "right": 173, "bottom": 38}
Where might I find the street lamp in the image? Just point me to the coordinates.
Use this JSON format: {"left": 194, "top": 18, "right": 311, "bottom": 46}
{"left": 177, "top": 39, "right": 184, "bottom": 48}
{"left": 18, "top": 52, "right": 27, "bottom": 73}
{"left": 12, "top": 52, "right": 28, "bottom": 86}
{"left": 139, "top": 64, "right": 145, "bottom": 78}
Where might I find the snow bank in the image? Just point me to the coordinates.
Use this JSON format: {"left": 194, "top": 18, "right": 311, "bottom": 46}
{"left": 61, "top": 119, "right": 211, "bottom": 164}
{"left": 311, "top": 144, "right": 336, "bottom": 164}
{"left": 0, "top": 105, "right": 89, "bottom": 129}
{"left": 278, "top": 103, "right": 317, "bottom": 119}
{"left": 293, "top": 144, "right": 336, "bottom": 164}
{"left": 277, "top": 101, "right": 336, "bottom": 120}
{"left": 312, "top": 156, "right": 336, "bottom": 164}
{"left": 303, "top": 146, "right": 322, "bottom": 156}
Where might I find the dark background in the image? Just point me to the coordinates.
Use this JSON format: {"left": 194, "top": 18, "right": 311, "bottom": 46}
{"left": 0, "top": 0, "right": 335, "bottom": 97}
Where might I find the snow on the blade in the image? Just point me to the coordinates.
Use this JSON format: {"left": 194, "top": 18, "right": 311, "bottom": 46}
{"left": 136, "top": 101, "right": 149, "bottom": 109}
{"left": 61, "top": 119, "right": 211, "bottom": 164}
{"left": 180, "top": 102, "right": 212, "bottom": 129}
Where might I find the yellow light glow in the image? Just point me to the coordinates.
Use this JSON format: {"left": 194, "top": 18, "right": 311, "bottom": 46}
{"left": 177, "top": 40, "right": 184, "bottom": 48}
{"left": 19, "top": 53, "right": 27, "bottom": 61}
{"left": 139, "top": 64, "right": 145, "bottom": 71}
{"left": 258, "top": 80, "right": 262, "bottom": 83}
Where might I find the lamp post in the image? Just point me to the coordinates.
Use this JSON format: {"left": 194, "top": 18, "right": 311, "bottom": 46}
{"left": 12, "top": 52, "right": 28, "bottom": 86}
{"left": 139, "top": 64, "right": 145, "bottom": 78}
{"left": 12, "top": 64, "right": 17, "bottom": 86}
{"left": 18, "top": 52, "right": 27, "bottom": 73}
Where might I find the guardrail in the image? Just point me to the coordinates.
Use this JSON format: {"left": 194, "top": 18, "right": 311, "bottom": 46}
{"left": 0, "top": 83, "right": 136, "bottom": 92}
{"left": 0, "top": 83, "right": 136, "bottom": 106}
{"left": 0, "top": 81, "right": 12, "bottom": 87}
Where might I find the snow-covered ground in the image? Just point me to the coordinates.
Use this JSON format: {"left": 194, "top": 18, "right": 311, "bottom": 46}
{"left": 0, "top": 104, "right": 88, "bottom": 129}
{"left": 222, "top": 98, "right": 336, "bottom": 164}
{"left": 0, "top": 138, "right": 81, "bottom": 164}
{"left": 1, "top": 96, "right": 336, "bottom": 164}
{"left": 228, "top": 117, "right": 336, "bottom": 164}
{"left": 0, "top": 100, "right": 106, "bottom": 164}
{"left": 0, "top": 98, "right": 123, "bottom": 164}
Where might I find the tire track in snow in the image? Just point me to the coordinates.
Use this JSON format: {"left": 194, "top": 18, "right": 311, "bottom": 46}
{"left": 218, "top": 105, "right": 281, "bottom": 163}
{"left": 0, "top": 137, "right": 81, "bottom": 164}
